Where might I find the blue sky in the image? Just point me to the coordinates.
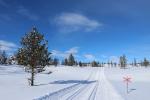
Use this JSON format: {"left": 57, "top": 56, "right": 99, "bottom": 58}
{"left": 0, "top": 0, "right": 150, "bottom": 62}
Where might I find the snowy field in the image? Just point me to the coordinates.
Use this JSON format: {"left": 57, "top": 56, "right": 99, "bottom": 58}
{"left": 105, "top": 66, "right": 150, "bottom": 100}
{"left": 0, "top": 65, "right": 150, "bottom": 100}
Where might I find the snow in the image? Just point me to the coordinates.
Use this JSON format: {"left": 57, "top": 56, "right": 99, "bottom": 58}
{"left": 0, "top": 65, "right": 150, "bottom": 100}
{"left": 105, "top": 66, "right": 150, "bottom": 100}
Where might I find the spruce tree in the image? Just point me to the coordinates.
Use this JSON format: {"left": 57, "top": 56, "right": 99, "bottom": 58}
{"left": 114, "top": 62, "right": 117, "bottom": 67}
{"left": 68, "top": 54, "right": 75, "bottom": 66}
{"left": 53, "top": 58, "right": 59, "bottom": 66}
{"left": 143, "top": 58, "right": 149, "bottom": 67}
{"left": 17, "top": 27, "right": 51, "bottom": 86}
{"left": 134, "top": 58, "right": 137, "bottom": 66}
{"left": 91, "top": 61, "right": 98, "bottom": 67}
{"left": 0, "top": 51, "right": 7, "bottom": 64}
{"left": 79, "top": 61, "right": 82, "bottom": 67}
{"left": 119, "top": 55, "right": 127, "bottom": 68}
{"left": 64, "top": 58, "right": 68, "bottom": 65}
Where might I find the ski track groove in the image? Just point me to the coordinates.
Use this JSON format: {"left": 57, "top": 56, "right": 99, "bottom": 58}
{"left": 34, "top": 69, "right": 95, "bottom": 100}
{"left": 34, "top": 67, "right": 124, "bottom": 100}
{"left": 88, "top": 81, "right": 99, "bottom": 100}
{"left": 61, "top": 68, "right": 99, "bottom": 100}
{"left": 87, "top": 68, "right": 100, "bottom": 100}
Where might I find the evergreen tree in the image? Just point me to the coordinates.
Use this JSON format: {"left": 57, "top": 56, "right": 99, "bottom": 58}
{"left": 102, "top": 62, "right": 104, "bottom": 67}
{"left": 107, "top": 61, "right": 110, "bottom": 67}
{"left": 0, "top": 51, "right": 7, "bottom": 64}
{"left": 134, "top": 58, "right": 137, "bottom": 66}
{"left": 79, "top": 61, "right": 82, "bottom": 67}
{"left": 68, "top": 54, "right": 75, "bottom": 66}
{"left": 64, "top": 58, "right": 68, "bottom": 65}
{"left": 91, "top": 61, "right": 98, "bottom": 67}
{"left": 49, "top": 58, "right": 54, "bottom": 65}
{"left": 119, "top": 55, "right": 127, "bottom": 68}
{"left": 143, "top": 58, "right": 149, "bottom": 67}
{"left": 114, "top": 62, "right": 117, "bottom": 67}
{"left": 53, "top": 58, "right": 59, "bottom": 66}
{"left": 16, "top": 27, "right": 51, "bottom": 86}
{"left": 110, "top": 61, "right": 113, "bottom": 67}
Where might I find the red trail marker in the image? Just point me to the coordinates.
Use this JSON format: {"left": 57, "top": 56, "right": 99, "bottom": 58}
{"left": 123, "top": 75, "right": 132, "bottom": 94}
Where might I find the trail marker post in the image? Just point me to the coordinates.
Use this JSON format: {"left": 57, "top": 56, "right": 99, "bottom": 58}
{"left": 123, "top": 76, "right": 132, "bottom": 94}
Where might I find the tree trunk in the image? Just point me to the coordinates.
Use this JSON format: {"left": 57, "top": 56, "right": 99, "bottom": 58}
{"left": 31, "top": 66, "right": 34, "bottom": 86}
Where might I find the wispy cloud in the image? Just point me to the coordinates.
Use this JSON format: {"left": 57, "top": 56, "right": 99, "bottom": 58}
{"left": 51, "top": 47, "right": 79, "bottom": 58}
{"left": 0, "top": 0, "right": 9, "bottom": 7}
{"left": 17, "top": 6, "right": 39, "bottom": 21}
{"left": 84, "top": 54, "right": 95, "bottom": 60}
{"left": 54, "top": 12, "right": 102, "bottom": 33}
{"left": 65, "top": 47, "right": 79, "bottom": 54}
{"left": 0, "top": 40, "right": 18, "bottom": 55}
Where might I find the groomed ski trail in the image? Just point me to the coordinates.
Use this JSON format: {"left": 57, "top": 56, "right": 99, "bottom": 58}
{"left": 34, "top": 69, "right": 96, "bottom": 100}
{"left": 94, "top": 67, "right": 124, "bottom": 100}
{"left": 35, "top": 67, "right": 124, "bottom": 100}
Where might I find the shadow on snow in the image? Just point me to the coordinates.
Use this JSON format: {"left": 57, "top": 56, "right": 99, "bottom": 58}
{"left": 50, "top": 80, "right": 96, "bottom": 84}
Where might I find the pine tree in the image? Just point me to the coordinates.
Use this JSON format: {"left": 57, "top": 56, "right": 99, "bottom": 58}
{"left": 17, "top": 27, "right": 51, "bottom": 86}
{"left": 68, "top": 54, "right": 75, "bottom": 66}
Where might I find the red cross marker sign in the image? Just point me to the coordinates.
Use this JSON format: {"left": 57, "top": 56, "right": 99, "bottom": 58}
{"left": 123, "top": 75, "right": 132, "bottom": 94}
{"left": 123, "top": 76, "right": 132, "bottom": 83}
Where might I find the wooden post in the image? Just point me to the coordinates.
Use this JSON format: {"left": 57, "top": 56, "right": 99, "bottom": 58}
{"left": 123, "top": 76, "right": 132, "bottom": 94}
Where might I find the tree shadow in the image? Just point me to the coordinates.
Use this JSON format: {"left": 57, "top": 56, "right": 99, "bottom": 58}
{"left": 50, "top": 80, "right": 96, "bottom": 84}
{"left": 35, "top": 80, "right": 97, "bottom": 86}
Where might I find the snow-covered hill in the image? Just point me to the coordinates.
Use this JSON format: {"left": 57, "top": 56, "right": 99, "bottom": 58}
{"left": 0, "top": 65, "right": 150, "bottom": 100}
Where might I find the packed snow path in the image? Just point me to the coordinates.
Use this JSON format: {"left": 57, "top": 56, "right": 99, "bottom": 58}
{"left": 35, "top": 67, "right": 124, "bottom": 100}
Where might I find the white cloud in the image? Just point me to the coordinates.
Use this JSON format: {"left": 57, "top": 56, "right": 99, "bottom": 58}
{"left": 54, "top": 12, "right": 102, "bottom": 33}
{"left": 17, "top": 6, "right": 39, "bottom": 21}
{"left": 65, "top": 47, "right": 79, "bottom": 54}
{"left": 0, "top": 40, "right": 18, "bottom": 55}
{"left": 51, "top": 47, "right": 79, "bottom": 58}
{"left": 51, "top": 50, "right": 66, "bottom": 58}
{"left": 84, "top": 54, "right": 95, "bottom": 60}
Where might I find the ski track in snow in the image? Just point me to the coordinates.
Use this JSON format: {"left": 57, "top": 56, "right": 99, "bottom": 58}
{"left": 95, "top": 67, "right": 124, "bottom": 100}
{"left": 34, "top": 67, "right": 124, "bottom": 100}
